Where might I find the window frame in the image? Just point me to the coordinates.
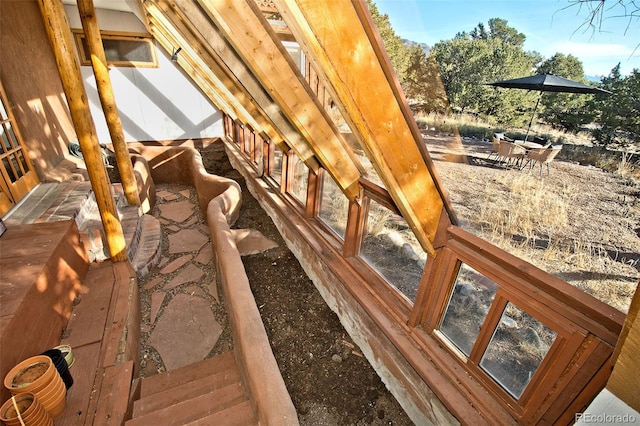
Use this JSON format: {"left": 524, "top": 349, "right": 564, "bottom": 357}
{"left": 72, "top": 29, "right": 158, "bottom": 68}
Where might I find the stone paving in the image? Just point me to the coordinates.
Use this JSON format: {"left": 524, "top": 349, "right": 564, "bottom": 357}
{"left": 137, "top": 183, "right": 278, "bottom": 376}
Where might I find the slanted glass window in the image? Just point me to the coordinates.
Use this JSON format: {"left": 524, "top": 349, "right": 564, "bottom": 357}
{"left": 287, "top": 153, "right": 309, "bottom": 206}
{"left": 317, "top": 171, "right": 348, "bottom": 239}
{"left": 360, "top": 199, "right": 425, "bottom": 302}
{"left": 73, "top": 30, "right": 157, "bottom": 68}
{"left": 480, "top": 303, "right": 557, "bottom": 399}
{"left": 270, "top": 145, "right": 284, "bottom": 185}
{"left": 440, "top": 263, "right": 498, "bottom": 356}
{"left": 282, "top": 41, "right": 305, "bottom": 76}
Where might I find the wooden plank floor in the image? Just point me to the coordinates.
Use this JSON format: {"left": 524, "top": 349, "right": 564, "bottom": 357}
{"left": 55, "top": 260, "right": 138, "bottom": 425}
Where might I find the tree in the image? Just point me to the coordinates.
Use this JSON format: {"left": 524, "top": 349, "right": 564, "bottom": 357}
{"left": 589, "top": 65, "right": 640, "bottom": 145}
{"left": 431, "top": 19, "right": 539, "bottom": 122}
{"left": 402, "top": 45, "right": 449, "bottom": 113}
{"left": 366, "top": 1, "right": 411, "bottom": 85}
{"left": 470, "top": 18, "right": 526, "bottom": 48}
{"left": 535, "top": 54, "right": 597, "bottom": 133}
{"left": 564, "top": 1, "right": 639, "bottom": 41}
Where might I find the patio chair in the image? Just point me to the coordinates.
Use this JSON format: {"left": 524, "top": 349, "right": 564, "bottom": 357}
{"left": 496, "top": 140, "right": 526, "bottom": 168}
{"left": 488, "top": 136, "right": 501, "bottom": 160}
{"left": 522, "top": 145, "right": 563, "bottom": 175}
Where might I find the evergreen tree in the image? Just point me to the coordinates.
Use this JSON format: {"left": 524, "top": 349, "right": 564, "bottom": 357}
{"left": 431, "top": 19, "right": 539, "bottom": 122}
{"left": 590, "top": 65, "right": 640, "bottom": 146}
{"left": 536, "top": 54, "right": 596, "bottom": 133}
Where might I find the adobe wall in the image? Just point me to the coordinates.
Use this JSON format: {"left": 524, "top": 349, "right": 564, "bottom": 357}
{"left": 0, "top": 0, "right": 77, "bottom": 179}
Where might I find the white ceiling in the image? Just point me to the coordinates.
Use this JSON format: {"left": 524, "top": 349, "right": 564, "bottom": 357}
{"left": 61, "top": 0, "right": 135, "bottom": 13}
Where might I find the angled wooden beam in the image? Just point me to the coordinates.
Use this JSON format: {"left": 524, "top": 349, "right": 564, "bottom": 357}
{"left": 274, "top": 0, "right": 456, "bottom": 255}
{"left": 146, "top": 0, "right": 319, "bottom": 171}
{"left": 196, "top": 0, "right": 363, "bottom": 201}
{"left": 77, "top": 0, "right": 141, "bottom": 207}
{"left": 145, "top": 5, "right": 251, "bottom": 126}
{"left": 38, "top": 0, "right": 127, "bottom": 262}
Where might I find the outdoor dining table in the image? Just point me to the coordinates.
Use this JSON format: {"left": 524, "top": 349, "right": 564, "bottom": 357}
{"left": 514, "top": 140, "right": 545, "bottom": 149}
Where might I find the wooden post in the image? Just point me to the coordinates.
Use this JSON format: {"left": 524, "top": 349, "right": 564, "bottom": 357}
{"left": 38, "top": 0, "right": 127, "bottom": 262}
{"left": 77, "top": 0, "right": 141, "bottom": 207}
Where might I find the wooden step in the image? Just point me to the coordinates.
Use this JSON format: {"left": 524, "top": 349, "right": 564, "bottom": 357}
{"left": 139, "top": 351, "right": 237, "bottom": 397}
{"left": 132, "top": 362, "right": 242, "bottom": 417}
{"left": 184, "top": 400, "right": 256, "bottom": 426}
{"left": 125, "top": 381, "right": 248, "bottom": 426}
{"left": 127, "top": 352, "right": 258, "bottom": 425}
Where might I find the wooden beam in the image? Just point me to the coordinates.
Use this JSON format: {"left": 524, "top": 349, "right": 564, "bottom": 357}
{"left": 147, "top": 0, "right": 321, "bottom": 173}
{"left": 196, "top": 0, "right": 363, "bottom": 201}
{"left": 608, "top": 281, "right": 640, "bottom": 412}
{"left": 145, "top": 6, "right": 252, "bottom": 126}
{"left": 168, "top": 0, "right": 320, "bottom": 170}
{"left": 38, "top": 0, "right": 127, "bottom": 262}
{"left": 77, "top": 0, "right": 141, "bottom": 207}
{"left": 274, "top": 0, "right": 456, "bottom": 255}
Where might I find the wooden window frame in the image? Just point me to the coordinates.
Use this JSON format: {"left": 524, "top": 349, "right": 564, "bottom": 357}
{"left": 72, "top": 30, "right": 158, "bottom": 68}
{"left": 220, "top": 112, "right": 621, "bottom": 423}
{"left": 413, "top": 227, "right": 619, "bottom": 422}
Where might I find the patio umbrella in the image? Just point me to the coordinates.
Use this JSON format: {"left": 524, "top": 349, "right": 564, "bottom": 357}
{"left": 488, "top": 73, "right": 611, "bottom": 141}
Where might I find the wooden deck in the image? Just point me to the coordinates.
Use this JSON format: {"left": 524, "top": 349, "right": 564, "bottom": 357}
{"left": 56, "top": 260, "right": 139, "bottom": 425}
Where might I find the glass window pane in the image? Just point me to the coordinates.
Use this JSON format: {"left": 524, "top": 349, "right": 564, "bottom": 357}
{"left": 5, "top": 122, "right": 18, "bottom": 149}
{"left": 360, "top": 199, "right": 425, "bottom": 302}
{"left": 480, "top": 303, "right": 557, "bottom": 399}
{"left": 80, "top": 36, "right": 154, "bottom": 65}
{"left": 318, "top": 172, "right": 348, "bottom": 239}
{"left": 271, "top": 146, "right": 283, "bottom": 185}
{"left": 2, "top": 157, "right": 16, "bottom": 182}
{"left": 288, "top": 154, "right": 309, "bottom": 205}
{"left": 1, "top": 125, "right": 10, "bottom": 152}
{"left": 439, "top": 263, "right": 498, "bottom": 356}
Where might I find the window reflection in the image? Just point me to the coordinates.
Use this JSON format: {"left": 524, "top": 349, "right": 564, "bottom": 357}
{"left": 360, "top": 199, "right": 425, "bottom": 302}
{"left": 318, "top": 172, "right": 348, "bottom": 239}
{"left": 480, "top": 303, "right": 557, "bottom": 399}
{"left": 440, "top": 263, "right": 498, "bottom": 356}
{"left": 288, "top": 153, "right": 309, "bottom": 205}
{"left": 271, "top": 146, "right": 283, "bottom": 185}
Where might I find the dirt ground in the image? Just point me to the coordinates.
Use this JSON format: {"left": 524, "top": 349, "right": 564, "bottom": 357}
{"left": 199, "top": 142, "right": 414, "bottom": 425}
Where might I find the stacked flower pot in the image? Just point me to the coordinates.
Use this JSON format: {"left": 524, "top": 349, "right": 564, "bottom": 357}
{"left": 1, "top": 348, "right": 73, "bottom": 425}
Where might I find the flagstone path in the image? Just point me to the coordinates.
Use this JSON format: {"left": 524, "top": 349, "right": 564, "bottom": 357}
{"left": 137, "top": 183, "right": 277, "bottom": 376}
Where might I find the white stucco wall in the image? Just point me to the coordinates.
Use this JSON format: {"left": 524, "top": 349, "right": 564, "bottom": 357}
{"left": 64, "top": 5, "right": 222, "bottom": 143}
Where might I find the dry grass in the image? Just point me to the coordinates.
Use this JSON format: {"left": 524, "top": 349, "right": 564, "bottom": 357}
{"left": 478, "top": 173, "right": 570, "bottom": 242}
{"left": 424, "top": 130, "right": 639, "bottom": 313}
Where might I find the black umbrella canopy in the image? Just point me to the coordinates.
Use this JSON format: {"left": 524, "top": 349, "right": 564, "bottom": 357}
{"left": 488, "top": 73, "right": 611, "bottom": 94}
{"left": 487, "top": 74, "right": 611, "bottom": 141}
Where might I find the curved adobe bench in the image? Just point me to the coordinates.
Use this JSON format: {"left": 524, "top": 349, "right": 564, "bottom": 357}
{"left": 131, "top": 143, "right": 298, "bottom": 425}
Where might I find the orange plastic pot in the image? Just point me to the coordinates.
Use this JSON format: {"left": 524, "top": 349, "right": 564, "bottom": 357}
{"left": 4, "top": 355, "right": 66, "bottom": 419}
{"left": 0, "top": 392, "right": 53, "bottom": 426}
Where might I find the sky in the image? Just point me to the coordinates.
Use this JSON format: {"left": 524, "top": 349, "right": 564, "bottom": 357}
{"left": 374, "top": 0, "right": 639, "bottom": 77}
